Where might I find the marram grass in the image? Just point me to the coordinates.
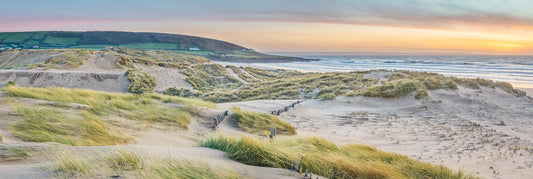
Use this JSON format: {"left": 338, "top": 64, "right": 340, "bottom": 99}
{"left": 10, "top": 105, "right": 130, "bottom": 146}
{"left": 44, "top": 148, "right": 241, "bottom": 178}
{"left": 150, "top": 160, "right": 242, "bottom": 179}
{"left": 231, "top": 106, "right": 296, "bottom": 135}
{"left": 199, "top": 134, "right": 477, "bottom": 179}
{"left": 5, "top": 86, "right": 215, "bottom": 129}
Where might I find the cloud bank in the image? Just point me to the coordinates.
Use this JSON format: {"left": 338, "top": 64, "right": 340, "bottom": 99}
{"left": 2, "top": 0, "right": 532, "bottom": 31}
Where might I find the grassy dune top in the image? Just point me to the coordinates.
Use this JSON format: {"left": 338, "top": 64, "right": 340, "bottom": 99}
{"left": 200, "top": 134, "right": 476, "bottom": 179}
{"left": 0, "top": 48, "right": 211, "bottom": 70}
{"left": 4, "top": 86, "right": 214, "bottom": 146}
{"left": 171, "top": 65, "right": 526, "bottom": 103}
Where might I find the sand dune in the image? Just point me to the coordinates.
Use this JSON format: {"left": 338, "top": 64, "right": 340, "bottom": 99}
{"left": 223, "top": 87, "right": 533, "bottom": 179}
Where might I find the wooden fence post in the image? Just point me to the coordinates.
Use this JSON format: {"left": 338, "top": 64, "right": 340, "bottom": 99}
{"left": 270, "top": 127, "right": 276, "bottom": 139}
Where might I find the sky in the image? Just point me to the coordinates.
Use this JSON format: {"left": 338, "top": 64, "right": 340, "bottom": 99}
{"left": 1, "top": 0, "right": 533, "bottom": 55}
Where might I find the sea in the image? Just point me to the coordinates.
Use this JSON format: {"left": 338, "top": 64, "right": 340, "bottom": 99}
{"left": 216, "top": 55, "right": 533, "bottom": 89}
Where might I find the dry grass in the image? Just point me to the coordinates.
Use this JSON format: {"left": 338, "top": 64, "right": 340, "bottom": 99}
{"left": 186, "top": 64, "right": 242, "bottom": 91}
{"left": 27, "top": 50, "right": 87, "bottom": 69}
{"left": 104, "top": 149, "right": 144, "bottom": 171}
{"left": 44, "top": 148, "right": 241, "bottom": 178}
{"left": 362, "top": 79, "right": 420, "bottom": 98}
{"left": 150, "top": 160, "right": 242, "bottom": 179}
{"left": 45, "top": 150, "right": 94, "bottom": 178}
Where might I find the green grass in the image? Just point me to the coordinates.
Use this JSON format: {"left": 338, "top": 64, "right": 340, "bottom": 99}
{"left": 5, "top": 86, "right": 215, "bottom": 130}
{"left": 173, "top": 50, "right": 214, "bottom": 55}
{"left": 2, "top": 32, "right": 32, "bottom": 43}
{"left": 231, "top": 106, "right": 296, "bottom": 135}
{"left": 25, "top": 32, "right": 48, "bottom": 45}
{"left": 30, "top": 32, "right": 47, "bottom": 40}
{"left": 71, "top": 45, "right": 113, "bottom": 49}
{"left": 119, "top": 43, "right": 177, "bottom": 50}
{"left": 26, "top": 40, "right": 41, "bottom": 45}
{"left": 43, "top": 37, "right": 80, "bottom": 46}
{"left": 199, "top": 134, "right": 476, "bottom": 179}
{"left": 10, "top": 105, "right": 130, "bottom": 146}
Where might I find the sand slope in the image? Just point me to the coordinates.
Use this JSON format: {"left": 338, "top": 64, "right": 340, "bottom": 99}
{"left": 0, "top": 70, "right": 129, "bottom": 92}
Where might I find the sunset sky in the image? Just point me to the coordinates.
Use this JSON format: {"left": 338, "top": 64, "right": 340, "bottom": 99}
{"left": 1, "top": 0, "right": 533, "bottom": 55}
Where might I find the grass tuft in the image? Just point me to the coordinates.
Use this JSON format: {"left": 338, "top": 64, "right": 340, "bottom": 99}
{"left": 125, "top": 69, "right": 157, "bottom": 94}
{"left": 231, "top": 106, "right": 296, "bottom": 135}
{"left": 46, "top": 150, "right": 93, "bottom": 178}
{"left": 10, "top": 105, "right": 129, "bottom": 146}
{"left": 150, "top": 160, "right": 241, "bottom": 179}
{"left": 199, "top": 134, "right": 477, "bottom": 179}
{"left": 362, "top": 79, "right": 420, "bottom": 98}
{"left": 45, "top": 148, "right": 240, "bottom": 178}
{"left": 104, "top": 149, "right": 144, "bottom": 171}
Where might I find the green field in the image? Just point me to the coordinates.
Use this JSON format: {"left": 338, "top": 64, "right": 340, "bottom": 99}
{"left": 71, "top": 45, "right": 113, "bottom": 49}
{"left": 30, "top": 32, "right": 47, "bottom": 40}
{"left": 26, "top": 40, "right": 41, "bottom": 45}
{"left": 43, "top": 37, "right": 80, "bottom": 46}
{"left": 0, "top": 33, "right": 13, "bottom": 41}
{"left": 119, "top": 43, "right": 177, "bottom": 50}
{"left": 2, "top": 32, "right": 33, "bottom": 43}
{"left": 173, "top": 50, "right": 214, "bottom": 55}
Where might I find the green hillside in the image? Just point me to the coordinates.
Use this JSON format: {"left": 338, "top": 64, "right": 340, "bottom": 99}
{"left": 0, "top": 31, "right": 308, "bottom": 62}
